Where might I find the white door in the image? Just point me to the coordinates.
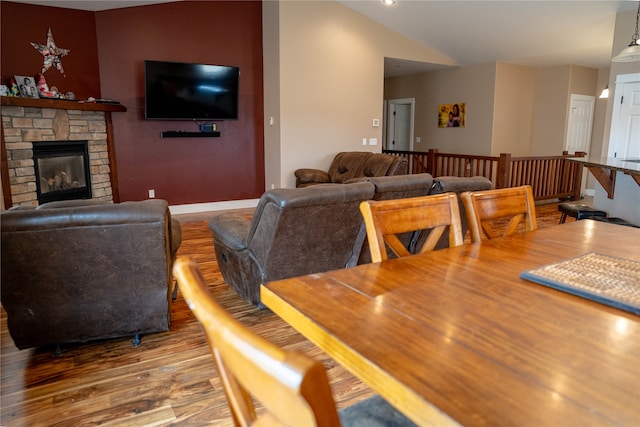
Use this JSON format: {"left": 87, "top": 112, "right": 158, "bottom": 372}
{"left": 608, "top": 77, "right": 640, "bottom": 159}
{"left": 385, "top": 98, "right": 414, "bottom": 151}
{"left": 565, "top": 94, "right": 595, "bottom": 154}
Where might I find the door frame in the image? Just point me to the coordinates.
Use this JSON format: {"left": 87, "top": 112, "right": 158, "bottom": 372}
{"left": 565, "top": 94, "right": 595, "bottom": 154}
{"left": 383, "top": 98, "right": 415, "bottom": 151}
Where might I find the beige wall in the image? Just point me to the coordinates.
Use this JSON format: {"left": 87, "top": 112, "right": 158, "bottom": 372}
{"left": 530, "top": 66, "right": 571, "bottom": 155}
{"left": 493, "top": 63, "right": 538, "bottom": 156}
{"left": 385, "top": 62, "right": 538, "bottom": 157}
{"left": 569, "top": 65, "right": 598, "bottom": 96}
{"left": 266, "top": 0, "right": 457, "bottom": 188}
{"left": 265, "top": 1, "right": 632, "bottom": 189}
{"left": 385, "top": 62, "right": 600, "bottom": 158}
{"left": 531, "top": 65, "right": 598, "bottom": 155}
{"left": 584, "top": 68, "right": 610, "bottom": 192}
{"left": 385, "top": 63, "right": 496, "bottom": 156}
{"left": 263, "top": 1, "right": 281, "bottom": 189}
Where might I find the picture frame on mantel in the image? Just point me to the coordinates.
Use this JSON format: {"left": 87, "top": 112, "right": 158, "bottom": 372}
{"left": 14, "top": 75, "right": 39, "bottom": 99}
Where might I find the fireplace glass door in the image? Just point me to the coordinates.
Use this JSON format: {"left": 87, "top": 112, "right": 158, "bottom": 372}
{"left": 33, "top": 141, "right": 92, "bottom": 204}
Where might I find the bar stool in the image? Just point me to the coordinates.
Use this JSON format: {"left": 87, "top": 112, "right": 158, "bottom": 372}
{"left": 558, "top": 202, "right": 607, "bottom": 224}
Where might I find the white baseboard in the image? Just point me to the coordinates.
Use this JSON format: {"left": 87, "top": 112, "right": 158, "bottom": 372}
{"left": 169, "top": 198, "right": 259, "bottom": 215}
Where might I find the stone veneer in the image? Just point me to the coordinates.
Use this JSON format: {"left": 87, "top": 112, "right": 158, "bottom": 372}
{"left": 2, "top": 106, "right": 113, "bottom": 206}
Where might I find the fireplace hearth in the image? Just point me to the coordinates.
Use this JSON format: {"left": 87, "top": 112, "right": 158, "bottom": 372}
{"left": 33, "top": 141, "right": 92, "bottom": 204}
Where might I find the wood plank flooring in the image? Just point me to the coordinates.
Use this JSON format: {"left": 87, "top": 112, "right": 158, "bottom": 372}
{"left": 1, "top": 200, "right": 572, "bottom": 426}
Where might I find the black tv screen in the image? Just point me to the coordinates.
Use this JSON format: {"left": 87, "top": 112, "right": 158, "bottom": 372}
{"left": 144, "top": 60, "right": 239, "bottom": 120}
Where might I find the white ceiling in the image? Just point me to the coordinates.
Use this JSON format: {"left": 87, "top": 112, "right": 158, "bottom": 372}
{"left": 11, "top": 0, "right": 640, "bottom": 77}
{"left": 338, "top": 1, "right": 639, "bottom": 77}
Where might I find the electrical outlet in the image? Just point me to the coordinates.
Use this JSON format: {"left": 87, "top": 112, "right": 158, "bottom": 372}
{"left": 148, "top": 189, "right": 155, "bottom": 198}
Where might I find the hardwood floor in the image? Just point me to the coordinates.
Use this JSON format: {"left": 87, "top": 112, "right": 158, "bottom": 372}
{"left": 1, "top": 200, "right": 573, "bottom": 426}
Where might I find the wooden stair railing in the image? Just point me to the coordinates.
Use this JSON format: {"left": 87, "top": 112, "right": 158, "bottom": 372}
{"left": 384, "top": 149, "right": 586, "bottom": 201}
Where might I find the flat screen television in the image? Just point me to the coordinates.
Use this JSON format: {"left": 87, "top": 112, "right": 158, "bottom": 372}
{"left": 144, "top": 60, "right": 239, "bottom": 120}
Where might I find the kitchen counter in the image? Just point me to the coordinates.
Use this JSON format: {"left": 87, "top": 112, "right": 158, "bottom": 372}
{"left": 569, "top": 157, "right": 640, "bottom": 226}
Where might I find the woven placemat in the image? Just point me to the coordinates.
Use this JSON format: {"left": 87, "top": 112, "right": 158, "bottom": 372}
{"left": 520, "top": 252, "right": 640, "bottom": 315}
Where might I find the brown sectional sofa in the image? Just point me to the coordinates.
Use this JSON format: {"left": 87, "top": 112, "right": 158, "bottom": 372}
{"left": 1, "top": 199, "right": 182, "bottom": 350}
{"left": 209, "top": 173, "right": 492, "bottom": 307}
{"left": 294, "top": 151, "right": 408, "bottom": 187}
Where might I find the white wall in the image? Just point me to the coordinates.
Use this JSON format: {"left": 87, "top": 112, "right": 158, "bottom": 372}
{"left": 266, "top": 0, "right": 457, "bottom": 188}
{"left": 602, "top": 8, "right": 640, "bottom": 157}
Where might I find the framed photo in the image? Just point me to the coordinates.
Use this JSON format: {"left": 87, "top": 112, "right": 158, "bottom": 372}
{"left": 438, "top": 103, "right": 466, "bottom": 128}
{"left": 14, "top": 75, "right": 39, "bottom": 99}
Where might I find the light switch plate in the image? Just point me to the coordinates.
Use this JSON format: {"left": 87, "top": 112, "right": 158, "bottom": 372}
{"left": 369, "top": 138, "right": 378, "bottom": 146}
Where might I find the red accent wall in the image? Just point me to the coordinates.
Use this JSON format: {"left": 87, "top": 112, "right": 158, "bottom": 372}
{"left": 96, "top": 1, "right": 264, "bottom": 205}
{"left": 1, "top": 1, "right": 265, "bottom": 205}
{"left": 1, "top": 1, "right": 101, "bottom": 99}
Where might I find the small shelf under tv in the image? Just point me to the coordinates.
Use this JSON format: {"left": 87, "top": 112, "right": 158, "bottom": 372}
{"left": 161, "top": 131, "right": 221, "bottom": 138}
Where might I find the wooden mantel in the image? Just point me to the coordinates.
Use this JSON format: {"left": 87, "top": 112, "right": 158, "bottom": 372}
{"left": 1, "top": 96, "right": 127, "bottom": 112}
{"left": 1, "top": 96, "right": 127, "bottom": 207}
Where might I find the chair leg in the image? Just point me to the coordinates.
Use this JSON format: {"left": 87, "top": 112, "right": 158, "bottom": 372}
{"left": 132, "top": 334, "right": 141, "bottom": 347}
{"left": 172, "top": 280, "right": 179, "bottom": 301}
{"left": 559, "top": 213, "right": 567, "bottom": 224}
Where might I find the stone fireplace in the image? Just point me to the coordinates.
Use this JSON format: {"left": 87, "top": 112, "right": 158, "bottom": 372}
{"left": 1, "top": 98, "right": 124, "bottom": 207}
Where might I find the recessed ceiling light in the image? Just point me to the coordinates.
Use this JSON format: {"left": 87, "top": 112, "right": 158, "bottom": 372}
{"left": 382, "top": 0, "right": 396, "bottom": 6}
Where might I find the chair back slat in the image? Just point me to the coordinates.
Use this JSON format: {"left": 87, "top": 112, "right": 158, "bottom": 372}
{"left": 360, "top": 193, "right": 464, "bottom": 262}
{"left": 461, "top": 185, "right": 537, "bottom": 243}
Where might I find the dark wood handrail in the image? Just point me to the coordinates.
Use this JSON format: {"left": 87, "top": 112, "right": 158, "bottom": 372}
{"left": 384, "top": 149, "right": 586, "bottom": 201}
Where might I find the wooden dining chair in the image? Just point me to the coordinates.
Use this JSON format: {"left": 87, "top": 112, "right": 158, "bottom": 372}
{"left": 172, "top": 256, "right": 416, "bottom": 427}
{"left": 359, "top": 192, "right": 464, "bottom": 263}
{"left": 461, "top": 185, "right": 537, "bottom": 243}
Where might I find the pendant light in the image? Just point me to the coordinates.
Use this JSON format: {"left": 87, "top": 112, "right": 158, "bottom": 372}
{"left": 599, "top": 86, "right": 609, "bottom": 98}
{"left": 612, "top": 1, "right": 640, "bottom": 62}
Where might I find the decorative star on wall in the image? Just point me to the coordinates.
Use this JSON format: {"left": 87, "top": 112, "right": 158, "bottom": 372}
{"left": 31, "top": 28, "right": 70, "bottom": 76}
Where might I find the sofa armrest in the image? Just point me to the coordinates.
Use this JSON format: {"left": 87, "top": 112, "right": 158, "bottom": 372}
{"left": 294, "top": 168, "right": 331, "bottom": 187}
{"left": 209, "top": 214, "right": 252, "bottom": 250}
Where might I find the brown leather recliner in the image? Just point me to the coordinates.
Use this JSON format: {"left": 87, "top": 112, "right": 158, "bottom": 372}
{"left": 1, "top": 199, "right": 182, "bottom": 350}
{"left": 209, "top": 174, "right": 493, "bottom": 307}
{"left": 294, "top": 151, "right": 408, "bottom": 187}
{"left": 209, "top": 182, "right": 376, "bottom": 308}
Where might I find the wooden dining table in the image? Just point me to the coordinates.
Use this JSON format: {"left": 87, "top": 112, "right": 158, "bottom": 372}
{"left": 260, "top": 220, "right": 640, "bottom": 426}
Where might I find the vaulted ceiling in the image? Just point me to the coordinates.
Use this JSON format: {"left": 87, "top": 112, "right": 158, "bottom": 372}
{"left": 11, "top": 0, "right": 639, "bottom": 76}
